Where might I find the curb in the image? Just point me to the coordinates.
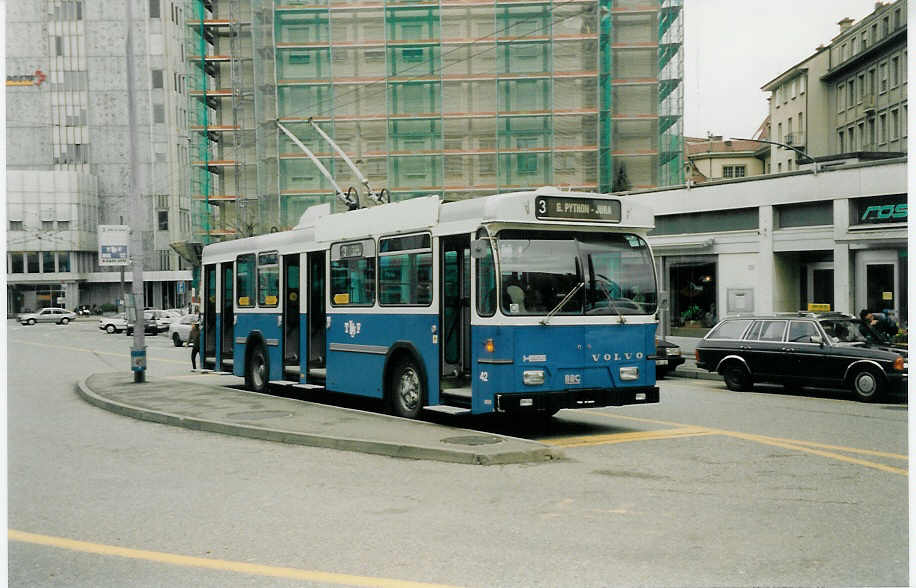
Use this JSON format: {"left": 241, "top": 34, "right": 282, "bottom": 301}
{"left": 666, "top": 369, "right": 723, "bottom": 382}
{"left": 76, "top": 376, "right": 561, "bottom": 466}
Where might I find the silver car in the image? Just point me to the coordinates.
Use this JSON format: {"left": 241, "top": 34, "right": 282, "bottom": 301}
{"left": 19, "top": 307, "right": 77, "bottom": 325}
{"left": 99, "top": 313, "right": 128, "bottom": 334}
{"left": 169, "top": 313, "right": 199, "bottom": 347}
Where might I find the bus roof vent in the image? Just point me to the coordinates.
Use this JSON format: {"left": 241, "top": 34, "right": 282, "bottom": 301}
{"left": 294, "top": 203, "right": 332, "bottom": 229}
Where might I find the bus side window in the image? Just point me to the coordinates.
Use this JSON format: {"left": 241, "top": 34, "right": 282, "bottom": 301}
{"left": 330, "top": 240, "right": 376, "bottom": 306}
{"left": 257, "top": 251, "right": 279, "bottom": 307}
{"left": 236, "top": 254, "right": 255, "bottom": 307}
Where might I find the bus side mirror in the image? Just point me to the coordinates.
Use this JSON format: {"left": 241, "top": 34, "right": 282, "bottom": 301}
{"left": 470, "top": 239, "right": 489, "bottom": 259}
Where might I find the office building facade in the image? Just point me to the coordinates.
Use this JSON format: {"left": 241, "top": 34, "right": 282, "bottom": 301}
{"left": 6, "top": 0, "right": 194, "bottom": 313}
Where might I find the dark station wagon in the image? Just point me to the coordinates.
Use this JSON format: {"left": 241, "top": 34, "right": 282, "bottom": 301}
{"left": 696, "top": 312, "right": 907, "bottom": 402}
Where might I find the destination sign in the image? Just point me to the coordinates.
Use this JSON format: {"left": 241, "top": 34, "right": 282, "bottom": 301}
{"left": 535, "top": 196, "right": 621, "bottom": 223}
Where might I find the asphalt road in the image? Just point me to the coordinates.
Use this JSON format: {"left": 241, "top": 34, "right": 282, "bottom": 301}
{"left": 7, "top": 318, "right": 909, "bottom": 587}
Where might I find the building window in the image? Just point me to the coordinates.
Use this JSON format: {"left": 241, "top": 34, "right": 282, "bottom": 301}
{"left": 847, "top": 79, "right": 854, "bottom": 106}
{"left": 891, "top": 56, "right": 899, "bottom": 87}
{"left": 55, "top": 36, "right": 63, "bottom": 56}
{"left": 890, "top": 109, "right": 899, "bottom": 139}
{"left": 27, "top": 252, "right": 40, "bottom": 273}
{"left": 158, "top": 210, "right": 169, "bottom": 231}
{"left": 777, "top": 201, "right": 833, "bottom": 228}
{"left": 57, "top": 252, "right": 71, "bottom": 272}
{"left": 149, "top": 0, "right": 160, "bottom": 18}
{"left": 10, "top": 253, "right": 24, "bottom": 274}
{"left": 9, "top": 220, "right": 23, "bottom": 231}
{"left": 153, "top": 104, "right": 165, "bottom": 124}
{"left": 722, "top": 165, "right": 746, "bottom": 178}
{"left": 152, "top": 69, "right": 163, "bottom": 89}
{"left": 41, "top": 220, "right": 54, "bottom": 232}
{"left": 879, "top": 113, "right": 887, "bottom": 144}
{"left": 42, "top": 251, "right": 56, "bottom": 273}
{"left": 883, "top": 16, "right": 889, "bottom": 37}
{"left": 837, "top": 84, "right": 845, "bottom": 110}
{"left": 159, "top": 250, "right": 171, "bottom": 271}
{"left": 838, "top": 130, "right": 844, "bottom": 152}
{"left": 858, "top": 74, "right": 865, "bottom": 100}
{"left": 58, "top": 220, "right": 69, "bottom": 231}
{"left": 879, "top": 63, "right": 887, "bottom": 92}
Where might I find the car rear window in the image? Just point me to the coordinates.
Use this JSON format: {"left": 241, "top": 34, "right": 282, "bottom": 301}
{"left": 707, "top": 319, "right": 751, "bottom": 340}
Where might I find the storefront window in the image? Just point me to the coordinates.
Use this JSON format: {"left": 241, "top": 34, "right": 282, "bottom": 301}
{"left": 668, "top": 256, "right": 717, "bottom": 336}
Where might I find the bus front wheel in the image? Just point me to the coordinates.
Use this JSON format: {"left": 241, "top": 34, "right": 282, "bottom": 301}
{"left": 389, "top": 356, "right": 424, "bottom": 419}
{"left": 245, "top": 344, "right": 269, "bottom": 393}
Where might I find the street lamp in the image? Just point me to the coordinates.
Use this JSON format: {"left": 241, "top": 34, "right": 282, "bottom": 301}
{"left": 730, "top": 137, "right": 819, "bottom": 175}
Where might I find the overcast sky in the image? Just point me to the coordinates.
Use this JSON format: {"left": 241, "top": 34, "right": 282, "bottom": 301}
{"left": 684, "top": 0, "right": 883, "bottom": 140}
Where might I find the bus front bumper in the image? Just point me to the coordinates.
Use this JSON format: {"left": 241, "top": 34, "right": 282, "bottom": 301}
{"left": 495, "top": 386, "right": 659, "bottom": 413}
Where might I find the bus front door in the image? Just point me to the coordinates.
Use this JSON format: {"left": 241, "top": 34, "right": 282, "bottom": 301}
{"left": 441, "top": 235, "right": 471, "bottom": 388}
{"left": 203, "top": 263, "right": 217, "bottom": 369}
{"left": 221, "top": 263, "right": 234, "bottom": 372}
{"left": 283, "top": 254, "right": 300, "bottom": 382}
{"left": 307, "top": 251, "right": 326, "bottom": 383}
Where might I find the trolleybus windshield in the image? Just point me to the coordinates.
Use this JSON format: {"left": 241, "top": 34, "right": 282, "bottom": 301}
{"left": 497, "top": 230, "right": 657, "bottom": 316}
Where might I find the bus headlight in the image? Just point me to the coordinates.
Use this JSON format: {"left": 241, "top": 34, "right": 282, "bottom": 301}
{"left": 523, "top": 370, "right": 545, "bottom": 385}
{"left": 620, "top": 366, "right": 639, "bottom": 381}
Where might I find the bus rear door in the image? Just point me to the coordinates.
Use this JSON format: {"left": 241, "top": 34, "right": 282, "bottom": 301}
{"left": 307, "top": 251, "right": 327, "bottom": 383}
{"left": 203, "top": 263, "right": 217, "bottom": 370}
{"left": 221, "top": 263, "right": 234, "bottom": 372}
{"left": 283, "top": 253, "right": 300, "bottom": 382}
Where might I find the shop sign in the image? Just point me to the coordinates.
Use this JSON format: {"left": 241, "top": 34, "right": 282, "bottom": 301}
{"left": 6, "top": 70, "right": 46, "bottom": 87}
{"left": 807, "top": 303, "right": 831, "bottom": 311}
{"left": 854, "top": 194, "right": 907, "bottom": 225}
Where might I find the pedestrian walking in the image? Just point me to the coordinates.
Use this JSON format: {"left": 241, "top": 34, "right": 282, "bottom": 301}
{"left": 189, "top": 321, "right": 201, "bottom": 371}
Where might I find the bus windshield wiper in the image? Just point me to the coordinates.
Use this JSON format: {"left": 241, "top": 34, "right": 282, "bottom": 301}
{"left": 540, "top": 282, "right": 584, "bottom": 326}
{"left": 596, "top": 279, "right": 626, "bottom": 324}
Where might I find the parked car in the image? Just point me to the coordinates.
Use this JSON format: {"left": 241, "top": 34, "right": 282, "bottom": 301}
{"left": 19, "top": 307, "right": 77, "bottom": 325}
{"left": 695, "top": 312, "right": 907, "bottom": 402}
{"left": 169, "top": 313, "right": 199, "bottom": 347}
{"left": 654, "top": 337, "right": 685, "bottom": 379}
{"left": 99, "top": 313, "right": 128, "bottom": 334}
{"left": 126, "top": 310, "right": 167, "bottom": 335}
{"left": 155, "top": 310, "right": 183, "bottom": 330}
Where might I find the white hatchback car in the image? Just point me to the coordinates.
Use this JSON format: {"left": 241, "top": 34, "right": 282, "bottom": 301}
{"left": 19, "top": 307, "right": 77, "bottom": 325}
{"left": 169, "top": 313, "right": 199, "bottom": 347}
{"left": 99, "top": 313, "right": 128, "bottom": 334}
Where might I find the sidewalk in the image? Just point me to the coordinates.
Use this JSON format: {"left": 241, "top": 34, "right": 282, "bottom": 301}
{"left": 77, "top": 372, "right": 561, "bottom": 466}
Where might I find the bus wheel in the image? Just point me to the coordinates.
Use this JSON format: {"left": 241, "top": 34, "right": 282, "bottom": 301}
{"left": 245, "top": 344, "right": 269, "bottom": 393}
{"left": 390, "top": 357, "right": 424, "bottom": 419}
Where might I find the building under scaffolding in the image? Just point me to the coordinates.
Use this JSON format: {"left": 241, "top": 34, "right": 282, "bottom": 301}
{"left": 186, "top": 0, "right": 684, "bottom": 243}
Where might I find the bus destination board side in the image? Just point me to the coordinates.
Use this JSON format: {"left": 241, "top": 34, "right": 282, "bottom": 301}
{"left": 535, "top": 197, "right": 621, "bottom": 223}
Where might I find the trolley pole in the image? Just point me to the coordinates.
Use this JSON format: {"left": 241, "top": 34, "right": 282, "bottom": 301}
{"left": 125, "top": 0, "right": 146, "bottom": 382}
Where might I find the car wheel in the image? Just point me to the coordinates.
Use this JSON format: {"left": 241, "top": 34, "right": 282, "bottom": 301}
{"left": 173, "top": 333, "right": 183, "bottom": 347}
{"left": 28, "top": 318, "right": 36, "bottom": 326}
{"left": 850, "top": 367, "right": 885, "bottom": 402}
{"left": 389, "top": 356, "right": 424, "bottom": 419}
{"left": 60, "top": 317, "right": 69, "bottom": 325}
{"left": 106, "top": 324, "right": 116, "bottom": 334}
{"left": 656, "top": 367, "right": 668, "bottom": 380}
{"left": 722, "top": 364, "right": 752, "bottom": 392}
{"left": 245, "top": 344, "right": 269, "bottom": 393}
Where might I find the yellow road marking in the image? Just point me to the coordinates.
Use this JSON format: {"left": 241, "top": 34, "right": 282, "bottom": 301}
{"left": 11, "top": 340, "right": 187, "bottom": 365}
{"left": 565, "top": 411, "right": 908, "bottom": 475}
{"left": 9, "top": 530, "right": 461, "bottom": 588}
{"left": 719, "top": 430, "right": 909, "bottom": 476}
{"left": 547, "top": 426, "right": 714, "bottom": 448}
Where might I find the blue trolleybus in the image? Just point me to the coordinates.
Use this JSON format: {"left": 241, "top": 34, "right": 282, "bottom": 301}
{"left": 199, "top": 186, "right": 660, "bottom": 418}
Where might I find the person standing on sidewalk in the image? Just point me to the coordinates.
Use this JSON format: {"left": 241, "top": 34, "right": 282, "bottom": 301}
{"left": 189, "top": 321, "right": 201, "bottom": 371}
